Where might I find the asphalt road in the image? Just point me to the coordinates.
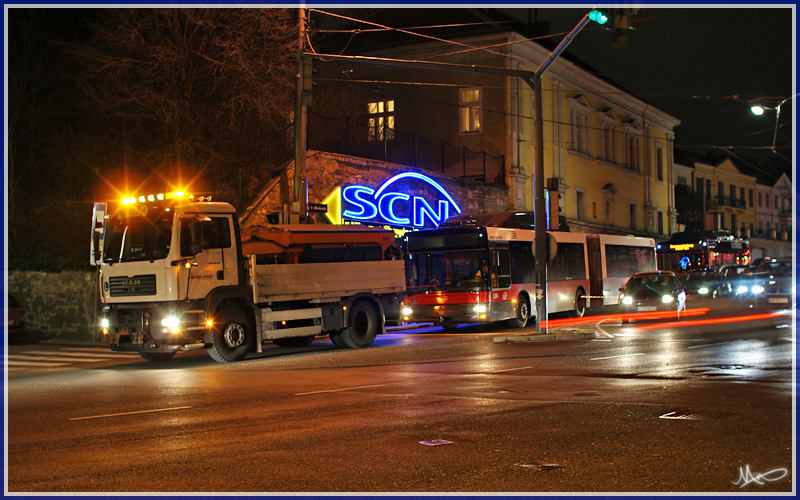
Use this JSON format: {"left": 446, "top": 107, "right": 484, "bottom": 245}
{"left": 4, "top": 300, "right": 795, "bottom": 494}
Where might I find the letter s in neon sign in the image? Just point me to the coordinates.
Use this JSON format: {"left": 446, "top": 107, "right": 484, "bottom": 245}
{"left": 336, "top": 172, "right": 461, "bottom": 228}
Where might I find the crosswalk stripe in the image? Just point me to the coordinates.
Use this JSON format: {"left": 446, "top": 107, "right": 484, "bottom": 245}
{"left": 24, "top": 350, "right": 140, "bottom": 358}
{"left": 7, "top": 361, "right": 70, "bottom": 367}
{"left": 8, "top": 355, "right": 111, "bottom": 363}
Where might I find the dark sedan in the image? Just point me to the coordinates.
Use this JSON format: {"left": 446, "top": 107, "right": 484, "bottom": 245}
{"left": 680, "top": 271, "right": 723, "bottom": 299}
{"left": 619, "top": 271, "right": 686, "bottom": 322}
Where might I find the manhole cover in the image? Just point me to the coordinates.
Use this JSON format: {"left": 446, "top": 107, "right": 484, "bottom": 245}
{"left": 515, "top": 461, "right": 565, "bottom": 471}
{"left": 659, "top": 410, "right": 738, "bottom": 421}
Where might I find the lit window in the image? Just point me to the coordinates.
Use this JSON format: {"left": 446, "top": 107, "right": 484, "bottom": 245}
{"left": 368, "top": 100, "right": 395, "bottom": 141}
{"left": 459, "top": 87, "right": 482, "bottom": 134}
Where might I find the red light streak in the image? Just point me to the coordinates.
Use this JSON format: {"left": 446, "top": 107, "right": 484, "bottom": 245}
{"left": 633, "top": 311, "right": 784, "bottom": 330}
{"left": 539, "top": 308, "right": 711, "bottom": 329}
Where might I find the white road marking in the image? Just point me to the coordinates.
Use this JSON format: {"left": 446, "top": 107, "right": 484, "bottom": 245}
{"left": 591, "top": 339, "right": 612, "bottom": 342}
{"left": 69, "top": 406, "right": 193, "bottom": 421}
{"left": 487, "top": 366, "right": 533, "bottom": 373}
{"left": 688, "top": 341, "right": 733, "bottom": 349}
{"left": 595, "top": 318, "right": 615, "bottom": 338}
{"left": 40, "top": 349, "right": 141, "bottom": 358}
{"left": 591, "top": 352, "right": 645, "bottom": 361}
{"left": 8, "top": 355, "right": 111, "bottom": 363}
{"left": 295, "top": 384, "right": 387, "bottom": 396}
{"left": 7, "top": 361, "right": 70, "bottom": 367}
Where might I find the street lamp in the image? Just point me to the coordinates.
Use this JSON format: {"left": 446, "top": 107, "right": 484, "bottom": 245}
{"left": 749, "top": 95, "right": 796, "bottom": 156}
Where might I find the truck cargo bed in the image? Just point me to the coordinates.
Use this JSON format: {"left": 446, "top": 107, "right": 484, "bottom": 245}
{"left": 249, "top": 256, "right": 405, "bottom": 303}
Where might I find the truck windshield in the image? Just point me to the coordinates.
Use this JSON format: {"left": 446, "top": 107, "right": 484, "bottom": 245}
{"left": 103, "top": 209, "right": 174, "bottom": 263}
{"left": 406, "top": 250, "right": 490, "bottom": 291}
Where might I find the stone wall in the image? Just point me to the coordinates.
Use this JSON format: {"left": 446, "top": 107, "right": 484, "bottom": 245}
{"left": 242, "top": 150, "right": 510, "bottom": 226}
{"left": 7, "top": 271, "right": 99, "bottom": 341}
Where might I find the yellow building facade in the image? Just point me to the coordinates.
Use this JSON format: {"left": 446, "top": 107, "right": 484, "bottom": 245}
{"left": 692, "top": 158, "right": 757, "bottom": 237}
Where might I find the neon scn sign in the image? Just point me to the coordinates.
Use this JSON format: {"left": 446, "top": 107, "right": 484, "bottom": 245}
{"left": 322, "top": 172, "right": 461, "bottom": 228}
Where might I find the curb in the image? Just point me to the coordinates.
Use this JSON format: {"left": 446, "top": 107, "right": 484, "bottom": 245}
{"left": 493, "top": 329, "right": 598, "bottom": 343}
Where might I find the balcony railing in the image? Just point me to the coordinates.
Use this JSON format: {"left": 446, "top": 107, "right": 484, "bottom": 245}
{"left": 716, "top": 195, "right": 746, "bottom": 209}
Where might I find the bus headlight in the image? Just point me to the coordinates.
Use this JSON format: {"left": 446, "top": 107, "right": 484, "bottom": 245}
{"left": 622, "top": 296, "right": 633, "bottom": 305}
{"left": 661, "top": 295, "right": 674, "bottom": 304}
{"left": 402, "top": 307, "right": 413, "bottom": 316}
{"left": 473, "top": 305, "right": 487, "bottom": 313}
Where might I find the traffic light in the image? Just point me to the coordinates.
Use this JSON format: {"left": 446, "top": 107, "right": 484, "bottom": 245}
{"left": 589, "top": 9, "right": 610, "bottom": 25}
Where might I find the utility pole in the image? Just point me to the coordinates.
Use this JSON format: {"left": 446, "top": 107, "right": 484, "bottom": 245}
{"left": 293, "top": 8, "right": 308, "bottom": 224}
{"left": 532, "top": 12, "right": 593, "bottom": 333}
{"left": 306, "top": 10, "right": 604, "bottom": 332}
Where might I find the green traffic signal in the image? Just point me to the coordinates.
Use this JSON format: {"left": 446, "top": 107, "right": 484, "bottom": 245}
{"left": 589, "top": 9, "right": 609, "bottom": 24}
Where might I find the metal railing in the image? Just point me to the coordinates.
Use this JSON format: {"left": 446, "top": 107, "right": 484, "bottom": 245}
{"left": 716, "top": 195, "right": 746, "bottom": 209}
{"left": 307, "top": 111, "right": 505, "bottom": 185}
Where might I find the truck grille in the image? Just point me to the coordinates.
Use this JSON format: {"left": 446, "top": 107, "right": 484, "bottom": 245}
{"left": 109, "top": 275, "right": 157, "bottom": 297}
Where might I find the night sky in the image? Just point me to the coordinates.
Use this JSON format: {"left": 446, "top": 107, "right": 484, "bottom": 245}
{"left": 500, "top": 7, "right": 795, "bottom": 174}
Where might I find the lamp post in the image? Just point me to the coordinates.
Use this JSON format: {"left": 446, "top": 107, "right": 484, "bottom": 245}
{"left": 749, "top": 94, "right": 796, "bottom": 158}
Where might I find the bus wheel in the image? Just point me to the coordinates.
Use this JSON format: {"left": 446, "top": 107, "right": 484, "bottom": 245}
{"left": 573, "top": 288, "right": 587, "bottom": 317}
{"left": 140, "top": 351, "right": 176, "bottom": 362}
{"left": 506, "top": 294, "right": 530, "bottom": 328}
{"left": 208, "top": 307, "right": 253, "bottom": 362}
{"left": 273, "top": 336, "right": 315, "bottom": 348}
{"left": 340, "top": 300, "right": 379, "bottom": 348}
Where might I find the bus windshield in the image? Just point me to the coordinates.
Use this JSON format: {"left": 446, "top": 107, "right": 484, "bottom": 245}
{"left": 406, "top": 250, "right": 490, "bottom": 291}
{"left": 103, "top": 209, "right": 174, "bottom": 264}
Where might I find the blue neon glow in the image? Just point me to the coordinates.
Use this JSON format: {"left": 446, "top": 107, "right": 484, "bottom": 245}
{"left": 340, "top": 172, "right": 461, "bottom": 228}
{"left": 374, "top": 172, "right": 462, "bottom": 214}
{"left": 679, "top": 256, "right": 690, "bottom": 270}
{"left": 414, "top": 198, "right": 449, "bottom": 228}
{"left": 378, "top": 193, "right": 410, "bottom": 226}
{"left": 342, "top": 186, "right": 378, "bottom": 220}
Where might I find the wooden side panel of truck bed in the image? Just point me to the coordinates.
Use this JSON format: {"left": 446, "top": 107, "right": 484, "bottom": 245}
{"left": 250, "top": 258, "right": 406, "bottom": 303}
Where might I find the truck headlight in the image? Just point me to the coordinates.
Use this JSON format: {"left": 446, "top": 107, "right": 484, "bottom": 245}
{"left": 101, "top": 318, "right": 109, "bottom": 328}
{"left": 161, "top": 316, "right": 180, "bottom": 328}
{"left": 662, "top": 295, "right": 674, "bottom": 304}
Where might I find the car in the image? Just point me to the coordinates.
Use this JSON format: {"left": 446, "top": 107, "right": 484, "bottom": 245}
{"left": 719, "top": 264, "right": 756, "bottom": 298}
{"left": 679, "top": 270, "right": 723, "bottom": 299}
{"left": 753, "top": 258, "right": 795, "bottom": 308}
{"left": 5, "top": 294, "right": 25, "bottom": 333}
{"left": 618, "top": 271, "right": 686, "bottom": 322}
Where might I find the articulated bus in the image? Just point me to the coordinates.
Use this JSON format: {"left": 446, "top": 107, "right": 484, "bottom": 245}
{"left": 656, "top": 230, "right": 750, "bottom": 272}
{"left": 401, "top": 211, "right": 656, "bottom": 329}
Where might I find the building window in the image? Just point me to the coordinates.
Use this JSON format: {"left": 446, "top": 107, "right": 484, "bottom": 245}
{"left": 625, "top": 132, "right": 641, "bottom": 171}
{"left": 568, "top": 96, "right": 592, "bottom": 155}
{"left": 655, "top": 143, "right": 664, "bottom": 182}
{"left": 740, "top": 187, "right": 745, "bottom": 205}
{"left": 368, "top": 100, "right": 395, "bottom": 141}
{"left": 604, "top": 200, "right": 613, "bottom": 224}
{"left": 758, "top": 192, "right": 762, "bottom": 207}
{"left": 749, "top": 189, "right": 754, "bottom": 208}
{"left": 696, "top": 177, "right": 704, "bottom": 197}
{"left": 459, "top": 87, "right": 482, "bottom": 134}
{"left": 657, "top": 210, "right": 664, "bottom": 235}
{"left": 731, "top": 214, "right": 736, "bottom": 231}
{"left": 718, "top": 181, "right": 724, "bottom": 201}
{"left": 629, "top": 202, "right": 637, "bottom": 231}
{"left": 576, "top": 188, "right": 586, "bottom": 221}
{"left": 705, "top": 179, "right": 712, "bottom": 200}
{"left": 678, "top": 176, "right": 688, "bottom": 186}
{"left": 730, "top": 184, "right": 736, "bottom": 201}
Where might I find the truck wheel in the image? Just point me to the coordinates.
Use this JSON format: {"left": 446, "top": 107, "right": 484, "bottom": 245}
{"left": 340, "top": 300, "right": 379, "bottom": 348}
{"left": 329, "top": 330, "right": 350, "bottom": 348}
{"left": 208, "top": 307, "right": 253, "bottom": 362}
{"left": 506, "top": 293, "right": 530, "bottom": 328}
{"left": 139, "top": 352, "right": 176, "bottom": 362}
{"left": 273, "top": 336, "right": 315, "bottom": 348}
{"left": 573, "top": 287, "right": 587, "bottom": 317}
